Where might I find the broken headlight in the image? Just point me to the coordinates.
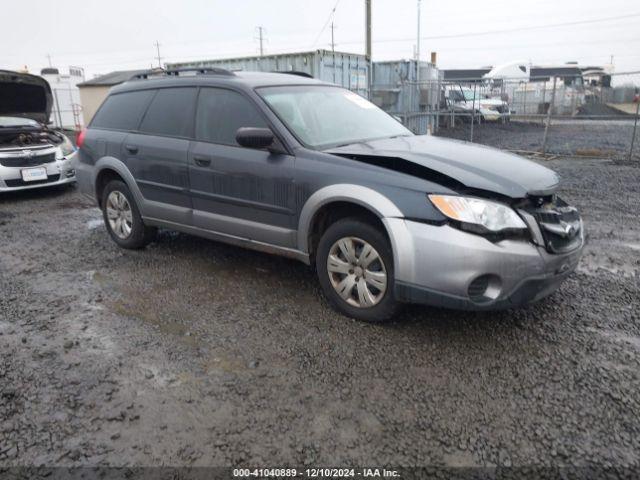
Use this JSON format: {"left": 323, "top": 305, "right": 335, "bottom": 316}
{"left": 429, "top": 194, "right": 527, "bottom": 233}
{"left": 56, "top": 135, "right": 76, "bottom": 159}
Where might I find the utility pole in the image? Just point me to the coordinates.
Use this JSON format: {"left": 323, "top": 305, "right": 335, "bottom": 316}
{"left": 257, "top": 26, "right": 265, "bottom": 57}
{"left": 154, "top": 40, "right": 163, "bottom": 69}
{"left": 365, "top": 0, "right": 371, "bottom": 62}
{"left": 46, "top": 54, "right": 53, "bottom": 68}
{"left": 365, "top": 0, "right": 372, "bottom": 98}
{"left": 416, "top": 0, "right": 421, "bottom": 84}
{"left": 330, "top": 21, "right": 336, "bottom": 53}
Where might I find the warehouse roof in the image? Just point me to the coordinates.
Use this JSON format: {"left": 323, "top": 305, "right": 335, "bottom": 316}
{"left": 167, "top": 49, "right": 366, "bottom": 69}
{"left": 443, "top": 68, "right": 492, "bottom": 81}
{"left": 77, "top": 69, "right": 149, "bottom": 87}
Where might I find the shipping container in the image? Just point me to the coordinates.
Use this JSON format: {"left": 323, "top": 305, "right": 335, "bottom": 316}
{"left": 167, "top": 50, "right": 369, "bottom": 98}
{"left": 371, "top": 60, "right": 441, "bottom": 134}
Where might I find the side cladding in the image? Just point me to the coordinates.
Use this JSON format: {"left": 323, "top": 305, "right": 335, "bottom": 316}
{"left": 93, "top": 157, "right": 145, "bottom": 207}
{"left": 296, "top": 184, "right": 417, "bottom": 279}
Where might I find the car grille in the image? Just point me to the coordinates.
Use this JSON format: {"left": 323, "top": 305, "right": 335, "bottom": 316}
{"left": 4, "top": 174, "right": 60, "bottom": 188}
{"left": 524, "top": 196, "right": 582, "bottom": 253}
{"left": 0, "top": 151, "right": 57, "bottom": 168}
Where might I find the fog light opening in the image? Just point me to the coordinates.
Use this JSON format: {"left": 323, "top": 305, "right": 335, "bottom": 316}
{"left": 468, "top": 274, "right": 502, "bottom": 303}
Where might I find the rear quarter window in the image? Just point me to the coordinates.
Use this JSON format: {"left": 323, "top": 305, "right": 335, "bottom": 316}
{"left": 91, "top": 90, "right": 154, "bottom": 130}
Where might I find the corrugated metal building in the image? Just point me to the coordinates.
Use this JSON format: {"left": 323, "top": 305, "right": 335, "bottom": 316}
{"left": 167, "top": 50, "right": 369, "bottom": 98}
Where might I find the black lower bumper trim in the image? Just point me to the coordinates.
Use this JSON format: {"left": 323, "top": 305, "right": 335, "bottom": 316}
{"left": 395, "top": 268, "right": 575, "bottom": 311}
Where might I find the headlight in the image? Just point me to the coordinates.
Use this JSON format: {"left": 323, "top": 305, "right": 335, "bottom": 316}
{"left": 57, "top": 135, "right": 76, "bottom": 158}
{"left": 429, "top": 194, "right": 527, "bottom": 232}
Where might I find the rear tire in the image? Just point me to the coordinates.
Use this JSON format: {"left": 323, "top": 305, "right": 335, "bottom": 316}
{"left": 101, "top": 180, "right": 156, "bottom": 249}
{"left": 316, "top": 218, "right": 400, "bottom": 323}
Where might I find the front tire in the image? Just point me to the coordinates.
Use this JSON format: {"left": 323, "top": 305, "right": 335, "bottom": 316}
{"left": 316, "top": 218, "right": 400, "bottom": 323}
{"left": 101, "top": 180, "right": 156, "bottom": 249}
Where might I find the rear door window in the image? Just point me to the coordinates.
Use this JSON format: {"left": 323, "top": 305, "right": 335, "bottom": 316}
{"left": 91, "top": 90, "right": 154, "bottom": 130}
{"left": 139, "top": 87, "right": 197, "bottom": 137}
{"left": 195, "top": 88, "right": 268, "bottom": 146}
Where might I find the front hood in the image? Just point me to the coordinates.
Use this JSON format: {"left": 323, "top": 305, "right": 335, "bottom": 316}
{"left": 326, "top": 135, "right": 560, "bottom": 198}
{"left": 0, "top": 70, "right": 52, "bottom": 124}
{"left": 459, "top": 99, "right": 504, "bottom": 109}
{"left": 479, "top": 98, "right": 505, "bottom": 106}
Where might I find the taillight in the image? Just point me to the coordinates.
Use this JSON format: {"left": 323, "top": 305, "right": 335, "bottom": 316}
{"left": 76, "top": 128, "right": 87, "bottom": 148}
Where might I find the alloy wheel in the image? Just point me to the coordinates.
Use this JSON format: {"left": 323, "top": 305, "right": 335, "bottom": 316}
{"left": 105, "top": 191, "right": 133, "bottom": 239}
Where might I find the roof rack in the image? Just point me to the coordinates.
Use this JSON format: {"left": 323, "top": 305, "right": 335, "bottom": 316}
{"left": 272, "top": 71, "right": 314, "bottom": 78}
{"left": 130, "top": 67, "right": 235, "bottom": 80}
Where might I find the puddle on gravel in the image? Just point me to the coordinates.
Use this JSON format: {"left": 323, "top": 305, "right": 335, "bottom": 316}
{"left": 442, "top": 450, "right": 481, "bottom": 467}
{"left": 87, "top": 218, "right": 104, "bottom": 230}
{"left": 577, "top": 253, "right": 638, "bottom": 278}
{"left": 621, "top": 242, "right": 640, "bottom": 252}
{"left": 91, "top": 271, "right": 201, "bottom": 346}
{"left": 588, "top": 327, "right": 640, "bottom": 351}
{"left": 204, "top": 354, "right": 248, "bottom": 375}
{"left": 108, "top": 298, "right": 194, "bottom": 337}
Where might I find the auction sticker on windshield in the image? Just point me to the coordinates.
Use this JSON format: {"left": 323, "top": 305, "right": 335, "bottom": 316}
{"left": 21, "top": 167, "right": 48, "bottom": 182}
{"left": 343, "top": 91, "right": 375, "bottom": 109}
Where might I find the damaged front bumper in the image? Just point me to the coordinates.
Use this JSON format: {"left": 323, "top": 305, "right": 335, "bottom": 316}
{"left": 386, "top": 218, "right": 584, "bottom": 310}
{"left": 0, "top": 149, "right": 77, "bottom": 192}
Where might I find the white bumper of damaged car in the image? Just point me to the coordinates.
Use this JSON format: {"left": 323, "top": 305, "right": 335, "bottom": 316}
{"left": 0, "top": 147, "right": 77, "bottom": 192}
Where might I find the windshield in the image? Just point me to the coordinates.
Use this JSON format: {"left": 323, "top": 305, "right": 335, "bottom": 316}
{"left": 0, "top": 116, "right": 40, "bottom": 128}
{"left": 461, "top": 89, "right": 478, "bottom": 101}
{"left": 258, "top": 85, "right": 412, "bottom": 149}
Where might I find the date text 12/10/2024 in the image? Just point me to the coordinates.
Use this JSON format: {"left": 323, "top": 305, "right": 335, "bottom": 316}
{"left": 233, "top": 468, "right": 400, "bottom": 478}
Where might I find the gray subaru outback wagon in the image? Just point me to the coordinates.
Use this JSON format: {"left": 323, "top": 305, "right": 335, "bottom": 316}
{"left": 76, "top": 68, "right": 584, "bottom": 322}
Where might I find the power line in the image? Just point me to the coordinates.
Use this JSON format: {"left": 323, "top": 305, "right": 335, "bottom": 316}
{"left": 64, "top": 39, "right": 640, "bottom": 69}
{"left": 340, "top": 12, "right": 640, "bottom": 45}
{"left": 11, "top": 10, "right": 637, "bottom": 62}
{"left": 11, "top": 11, "right": 640, "bottom": 72}
{"left": 311, "top": 0, "right": 341, "bottom": 49}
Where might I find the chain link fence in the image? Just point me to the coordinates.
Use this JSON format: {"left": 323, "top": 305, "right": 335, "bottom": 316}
{"left": 372, "top": 70, "right": 640, "bottom": 161}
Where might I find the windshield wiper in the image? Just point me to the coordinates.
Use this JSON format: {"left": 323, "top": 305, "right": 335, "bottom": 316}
{"left": 387, "top": 134, "right": 412, "bottom": 139}
{"left": 331, "top": 140, "right": 367, "bottom": 149}
{"left": 330, "top": 134, "right": 413, "bottom": 149}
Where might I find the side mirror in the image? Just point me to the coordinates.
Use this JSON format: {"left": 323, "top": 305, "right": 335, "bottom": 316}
{"left": 236, "top": 127, "right": 274, "bottom": 150}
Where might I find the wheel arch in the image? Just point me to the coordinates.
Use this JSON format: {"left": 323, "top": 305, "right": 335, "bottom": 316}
{"left": 93, "top": 157, "right": 144, "bottom": 210}
{"left": 297, "top": 184, "right": 404, "bottom": 257}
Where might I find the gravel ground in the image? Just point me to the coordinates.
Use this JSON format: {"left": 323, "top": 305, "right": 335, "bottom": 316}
{"left": 437, "top": 120, "right": 640, "bottom": 159}
{"left": 0, "top": 157, "right": 639, "bottom": 473}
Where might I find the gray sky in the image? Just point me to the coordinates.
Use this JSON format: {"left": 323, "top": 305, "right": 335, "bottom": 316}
{"left": 1, "top": 0, "right": 638, "bottom": 78}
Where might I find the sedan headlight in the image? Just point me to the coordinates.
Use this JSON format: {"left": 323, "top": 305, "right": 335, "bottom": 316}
{"left": 57, "top": 135, "right": 76, "bottom": 158}
{"left": 429, "top": 194, "right": 527, "bottom": 232}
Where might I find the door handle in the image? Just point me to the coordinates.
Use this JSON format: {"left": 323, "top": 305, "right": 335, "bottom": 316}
{"left": 194, "top": 156, "right": 211, "bottom": 167}
{"left": 125, "top": 145, "right": 138, "bottom": 154}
